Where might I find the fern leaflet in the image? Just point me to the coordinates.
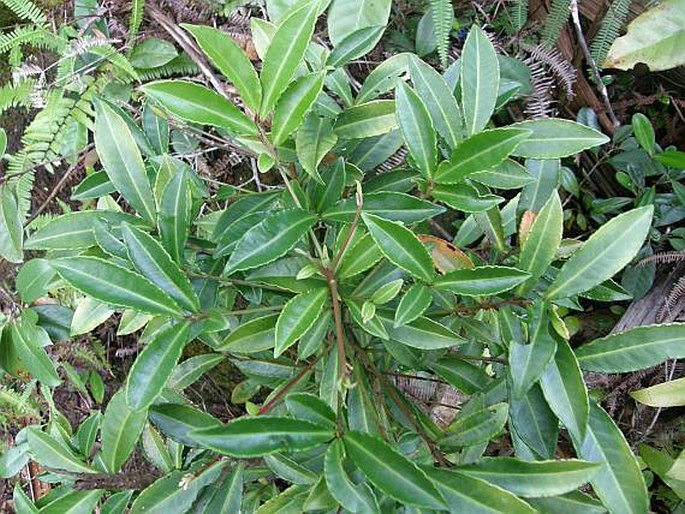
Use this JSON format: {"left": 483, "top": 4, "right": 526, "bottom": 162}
{"left": 511, "top": 0, "right": 528, "bottom": 31}
{"left": 590, "top": 0, "right": 632, "bottom": 67}
{"left": 541, "top": 0, "right": 570, "bottom": 47}
{"left": 0, "top": 0, "right": 46, "bottom": 25}
{"left": 430, "top": 0, "right": 453, "bottom": 68}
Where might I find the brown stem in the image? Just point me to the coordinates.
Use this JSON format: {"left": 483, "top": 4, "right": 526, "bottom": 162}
{"left": 323, "top": 268, "right": 348, "bottom": 381}
{"left": 258, "top": 354, "right": 323, "bottom": 415}
{"left": 331, "top": 183, "right": 363, "bottom": 271}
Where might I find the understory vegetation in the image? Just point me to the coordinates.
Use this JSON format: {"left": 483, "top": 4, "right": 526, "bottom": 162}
{"left": 1, "top": 0, "right": 685, "bottom": 512}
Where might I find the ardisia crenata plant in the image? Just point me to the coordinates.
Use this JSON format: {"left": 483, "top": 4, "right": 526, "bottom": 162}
{"left": 1, "top": 1, "right": 681, "bottom": 512}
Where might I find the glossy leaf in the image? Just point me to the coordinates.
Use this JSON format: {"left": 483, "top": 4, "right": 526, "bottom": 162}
{"left": 26, "top": 428, "right": 94, "bottom": 473}
{"left": 395, "top": 80, "right": 436, "bottom": 177}
{"left": 275, "top": 288, "right": 328, "bottom": 356}
{"left": 433, "top": 183, "right": 503, "bottom": 213}
{"left": 344, "top": 431, "right": 446, "bottom": 509}
{"left": 286, "top": 393, "right": 336, "bottom": 427}
{"left": 272, "top": 71, "right": 326, "bottom": 145}
{"left": 95, "top": 100, "right": 156, "bottom": 224}
{"left": 0, "top": 186, "right": 23, "bottom": 263}
{"left": 327, "top": 0, "right": 391, "bottom": 45}
{"left": 546, "top": 206, "right": 653, "bottom": 300}
{"left": 11, "top": 318, "right": 61, "bottom": 387}
{"left": 296, "top": 114, "right": 337, "bottom": 182}
{"left": 461, "top": 25, "right": 499, "bottom": 135}
{"left": 126, "top": 322, "right": 191, "bottom": 410}
{"left": 379, "top": 312, "right": 464, "bottom": 349}
{"left": 70, "top": 171, "right": 116, "bottom": 200}
{"left": 356, "top": 53, "right": 411, "bottom": 104}
{"left": 328, "top": 25, "right": 385, "bottom": 67}
{"left": 218, "top": 314, "right": 278, "bottom": 353}
{"left": 434, "top": 128, "right": 531, "bottom": 184}
{"left": 434, "top": 266, "right": 530, "bottom": 296}
{"left": 149, "top": 404, "right": 222, "bottom": 447}
{"left": 509, "top": 384, "right": 558, "bottom": 459}
{"left": 337, "top": 233, "right": 383, "bottom": 279}
{"left": 182, "top": 24, "right": 261, "bottom": 112}
{"left": 130, "top": 38, "right": 177, "bottom": 68}
{"left": 324, "top": 440, "right": 379, "bottom": 513}
{"left": 362, "top": 213, "right": 435, "bottom": 282}
{"left": 575, "top": 323, "right": 685, "bottom": 372}
{"left": 323, "top": 192, "right": 444, "bottom": 225}
{"left": 510, "top": 119, "right": 610, "bottom": 159}
{"left": 101, "top": 391, "right": 147, "bottom": 472}
{"left": 168, "top": 354, "right": 224, "bottom": 390}
{"left": 573, "top": 403, "right": 648, "bottom": 514}
{"left": 141, "top": 81, "right": 257, "bottom": 135}
{"left": 224, "top": 209, "right": 317, "bottom": 275}
{"left": 471, "top": 159, "right": 533, "bottom": 189}
{"left": 430, "top": 357, "right": 491, "bottom": 394}
{"left": 335, "top": 100, "right": 398, "bottom": 139}
{"left": 441, "top": 403, "right": 508, "bottom": 447}
{"left": 51, "top": 257, "right": 183, "bottom": 317}
{"left": 189, "top": 417, "right": 334, "bottom": 457}
{"left": 39, "top": 490, "right": 103, "bottom": 514}
{"left": 394, "top": 283, "right": 431, "bottom": 327}
{"left": 259, "top": 1, "right": 319, "bottom": 117}
{"left": 70, "top": 297, "right": 114, "bottom": 336}
{"left": 158, "top": 168, "right": 190, "bottom": 265}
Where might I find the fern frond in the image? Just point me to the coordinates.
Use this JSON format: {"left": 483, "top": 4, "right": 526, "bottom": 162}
{"left": 14, "top": 169, "right": 34, "bottom": 218}
{"left": 88, "top": 44, "right": 139, "bottom": 82}
{"left": 0, "top": 0, "right": 46, "bottom": 25}
{"left": 135, "top": 53, "right": 200, "bottom": 81}
{"left": 638, "top": 250, "right": 685, "bottom": 267}
{"left": 541, "top": 0, "right": 570, "bottom": 47}
{"left": 590, "top": 0, "right": 632, "bottom": 67}
{"left": 430, "top": 0, "right": 453, "bottom": 68}
{"left": 0, "top": 25, "right": 47, "bottom": 54}
{"left": 522, "top": 43, "right": 576, "bottom": 98}
{"left": 511, "top": 0, "right": 528, "bottom": 32}
{"left": 0, "top": 79, "right": 34, "bottom": 114}
{"left": 658, "top": 275, "right": 685, "bottom": 322}
{"left": 129, "top": 0, "right": 145, "bottom": 44}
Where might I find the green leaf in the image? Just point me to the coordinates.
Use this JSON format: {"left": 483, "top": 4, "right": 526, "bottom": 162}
{"left": 434, "top": 265, "right": 530, "bottom": 296}
{"left": 94, "top": 100, "right": 156, "bottom": 224}
{"left": 143, "top": 102, "right": 169, "bottom": 155}
{"left": 575, "top": 323, "right": 685, "bottom": 372}
{"left": 266, "top": 453, "right": 318, "bottom": 484}
{"left": 126, "top": 322, "right": 191, "bottom": 410}
{"left": 540, "top": 337, "right": 589, "bottom": 441}
{"left": 122, "top": 224, "right": 199, "bottom": 312}
{"left": 275, "top": 288, "right": 328, "bottom": 357}
{"left": 371, "top": 278, "right": 403, "bottom": 305}
{"left": 141, "top": 80, "right": 257, "bottom": 135}
{"left": 409, "top": 56, "right": 463, "bottom": 149}
{"left": 11, "top": 317, "right": 60, "bottom": 387}
{"left": 328, "top": 25, "right": 385, "bottom": 67}
{"left": 461, "top": 25, "right": 499, "bottom": 135}
{"left": 158, "top": 168, "right": 190, "bottom": 265}
{"left": 70, "top": 297, "right": 114, "bottom": 336}
{"left": 101, "top": 490, "right": 133, "bottom": 514}
{"left": 471, "top": 159, "right": 533, "bottom": 190}
{"left": 433, "top": 183, "right": 503, "bottom": 213}
{"left": 378, "top": 311, "right": 465, "bottom": 349}
{"left": 101, "top": 390, "right": 147, "bottom": 473}
{"left": 394, "top": 282, "right": 431, "bottom": 327}
{"left": 204, "top": 464, "right": 243, "bottom": 514}
{"left": 327, "top": 0, "right": 391, "bottom": 45}
{"left": 605, "top": 0, "right": 685, "bottom": 72}
{"left": 286, "top": 393, "right": 336, "bottom": 427}
{"left": 455, "top": 457, "right": 601, "bottom": 497}
{"left": 169, "top": 354, "right": 224, "bottom": 390}
{"left": 149, "top": 404, "right": 222, "bottom": 447}
{"left": 189, "top": 417, "right": 334, "bottom": 457}
{"left": 323, "top": 192, "right": 444, "bottom": 224}
{"left": 510, "top": 119, "right": 610, "bottom": 159}
{"left": 130, "top": 38, "right": 177, "bottom": 68}
{"left": 519, "top": 158, "right": 561, "bottom": 212}
{"left": 324, "top": 440, "right": 379, "bottom": 513}
{"left": 546, "top": 206, "right": 653, "bottom": 300}
{"left": 0, "top": 186, "right": 23, "bottom": 263}
{"left": 0, "top": 127, "right": 6, "bottom": 155}
{"left": 296, "top": 114, "right": 337, "bottom": 182}
{"left": 51, "top": 257, "right": 183, "bottom": 317}
{"left": 337, "top": 233, "right": 383, "bottom": 279}
{"left": 182, "top": 24, "right": 262, "bottom": 112}
{"left": 441, "top": 403, "right": 508, "bottom": 447}
{"left": 631, "top": 113, "right": 655, "bottom": 155}
{"left": 395, "top": 81, "right": 436, "bottom": 177}
{"left": 631, "top": 377, "right": 685, "bottom": 407}
{"left": 526, "top": 491, "right": 608, "bottom": 514}
{"left": 518, "top": 191, "right": 563, "bottom": 293}
{"left": 218, "top": 314, "right": 279, "bottom": 353}
{"left": 259, "top": 1, "right": 319, "bottom": 117}
{"left": 362, "top": 213, "right": 435, "bottom": 282}
{"left": 39, "top": 490, "right": 103, "bottom": 514}
{"left": 430, "top": 357, "right": 491, "bottom": 394}
{"left": 71, "top": 171, "right": 116, "bottom": 200}
{"left": 424, "top": 467, "right": 537, "bottom": 514}
{"left": 356, "top": 53, "right": 411, "bottom": 104}
{"left": 572, "top": 403, "right": 648, "bottom": 514}
{"left": 344, "top": 431, "right": 446, "bottom": 509}
{"left": 334, "top": 100, "right": 399, "bottom": 139}
{"left": 434, "top": 128, "right": 531, "bottom": 184}
{"left": 272, "top": 71, "right": 326, "bottom": 145}
{"left": 26, "top": 427, "right": 94, "bottom": 473}
{"left": 509, "top": 384, "right": 558, "bottom": 459}
{"left": 224, "top": 209, "right": 317, "bottom": 275}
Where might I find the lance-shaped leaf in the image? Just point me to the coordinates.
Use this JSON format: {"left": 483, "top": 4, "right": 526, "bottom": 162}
{"left": 395, "top": 80, "right": 436, "bottom": 177}
{"left": 362, "top": 213, "right": 435, "bottom": 282}
{"left": 275, "top": 288, "right": 328, "bottom": 357}
{"left": 218, "top": 314, "right": 278, "bottom": 353}
{"left": 95, "top": 100, "right": 156, "bottom": 224}
{"left": 182, "top": 24, "right": 261, "bottom": 112}
{"left": 435, "top": 128, "right": 531, "bottom": 184}
{"left": 122, "top": 224, "right": 199, "bottom": 312}
{"left": 546, "top": 206, "right": 653, "bottom": 300}
{"left": 27, "top": 428, "right": 94, "bottom": 474}
{"left": 433, "top": 183, "right": 503, "bottom": 213}
{"left": 296, "top": 114, "right": 337, "bottom": 183}
{"left": 575, "top": 323, "right": 685, "bottom": 373}
{"left": 51, "top": 257, "right": 183, "bottom": 317}
{"left": 324, "top": 440, "right": 379, "bottom": 514}
{"left": 71, "top": 170, "right": 116, "bottom": 200}
{"left": 410, "top": 56, "right": 463, "bottom": 149}
{"left": 434, "top": 266, "right": 530, "bottom": 296}
{"left": 224, "top": 209, "right": 317, "bottom": 276}
{"left": 141, "top": 81, "right": 257, "bottom": 135}
{"left": 461, "top": 25, "right": 499, "bottom": 135}
{"left": 328, "top": 25, "right": 385, "bottom": 67}
{"left": 189, "top": 417, "right": 334, "bottom": 457}
{"left": 441, "top": 403, "right": 509, "bottom": 448}
{"left": 344, "top": 431, "right": 447, "bottom": 509}
{"left": 334, "top": 100, "right": 398, "bottom": 139}
{"left": 540, "top": 337, "right": 589, "bottom": 442}
{"left": 430, "top": 358, "right": 491, "bottom": 394}
{"left": 509, "top": 302, "right": 557, "bottom": 398}
{"left": 327, "top": 0, "right": 391, "bottom": 45}
{"left": 424, "top": 467, "right": 537, "bottom": 514}
{"left": 324, "top": 192, "right": 444, "bottom": 225}
{"left": 11, "top": 318, "right": 61, "bottom": 387}
{"left": 337, "top": 233, "right": 383, "bottom": 279}
{"left": 394, "top": 283, "right": 432, "bottom": 327}
{"left": 0, "top": 186, "right": 22, "bottom": 263}
{"left": 286, "top": 393, "right": 336, "bottom": 428}
{"left": 631, "top": 377, "right": 685, "bottom": 407}
{"left": 573, "top": 403, "right": 648, "bottom": 514}
{"left": 509, "top": 384, "right": 558, "bottom": 459}
{"left": 158, "top": 169, "right": 190, "bottom": 265}
{"left": 511, "top": 119, "right": 610, "bottom": 159}
{"left": 126, "top": 322, "right": 191, "bottom": 410}
{"left": 356, "top": 52, "right": 411, "bottom": 104}
{"left": 455, "top": 457, "right": 601, "bottom": 498}
{"left": 272, "top": 71, "right": 326, "bottom": 145}
{"left": 37, "top": 490, "right": 103, "bottom": 513}
{"left": 149, "top": 404, "right": 222, "bottom": 447}
{"left": 101, "top": 391, "right": 147, "bottom": 473}
{"left": 259, "top": 1, "right": 319, "bottom": 117}
{"left": 472, "top": 159, "right": 533, "bottom": 189}
{"left": 377, "top": 311, "right": 464, "bottom": 349}
{"left": 517, "top": 191, "right": 563, "bottom": 294}
{"left": 204, "top": 464, "right": 244, "bottom": 514}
